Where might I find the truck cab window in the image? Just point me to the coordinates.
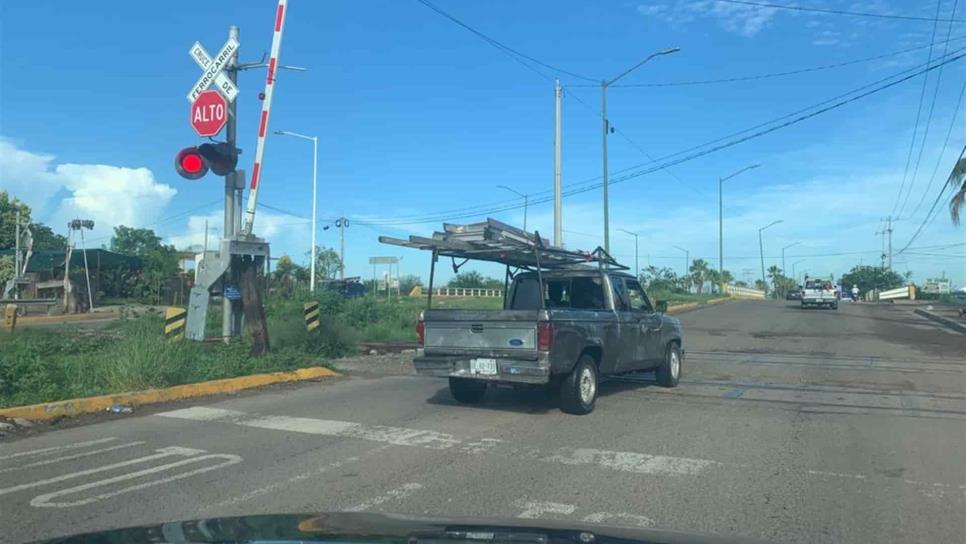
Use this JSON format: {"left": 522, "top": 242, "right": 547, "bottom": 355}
{"left": 571, "top": 276, "right": 606, "bottom": 310}
{"left": 546, "top": 279, "right": 571, "bottom": 308}
{"left": 509, "top": 277, "right": 542, "bottom": 310}
{"left": 612, "top": 277, "right": 630, "bottom": 311}
{"left": 625, "top": 279, "right": 653, "bottom": 312}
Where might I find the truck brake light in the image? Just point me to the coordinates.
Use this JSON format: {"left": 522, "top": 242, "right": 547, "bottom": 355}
{"left": 417, "top": 319, "right": 425, "bottom": 345}
{"left": 537, "top": 321, "right": 553, "bottom": 352}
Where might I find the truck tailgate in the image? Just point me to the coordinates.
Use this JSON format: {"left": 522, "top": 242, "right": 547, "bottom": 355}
{"left": 423, "top": 309, "right": 541, "bottom": 353}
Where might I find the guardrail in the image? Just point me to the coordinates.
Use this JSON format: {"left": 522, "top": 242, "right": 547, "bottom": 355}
{"left": 433, "top": 288, "right": 502, "bottom": 298}
{"left": 726, "top": 285, "right": 766, "bottom": 299}
{"left": 878, "top": 285, "right": 916, "bottom": 301}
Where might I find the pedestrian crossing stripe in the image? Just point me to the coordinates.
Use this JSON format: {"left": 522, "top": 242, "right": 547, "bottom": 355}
{"left": 304, "top": 302, "right": 320, "bottom": 332}
{"left": 164, "top": 307, "right": 187, "bottom": 339}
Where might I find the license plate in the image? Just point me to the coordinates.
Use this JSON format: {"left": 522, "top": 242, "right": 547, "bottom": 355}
{"left": 470, "top": 358, "right": 498, "bottom": 375}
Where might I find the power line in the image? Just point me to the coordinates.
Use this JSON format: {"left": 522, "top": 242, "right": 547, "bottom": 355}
{"left": 894, "top": 0, "right": 946, "bottom": 218}
{"left": 713, "top": 0, "right": 966, "bottom": 23}
{"left": 900, "top": 0, "right": 961, "bottom": 218}
{"left": 565, "top": 35, "right": 966, "bottom": 89}
{"left": 349, "top": 46, "right": 966, "bottom": 228}
{"left": 896, "top": 145, "right": 966, "bottom": 254}
{"left": 413, "top": 0, "right": 596, "bottom": 82}
{"left": 910, "top": 76, "right": 966, "bottom": 219}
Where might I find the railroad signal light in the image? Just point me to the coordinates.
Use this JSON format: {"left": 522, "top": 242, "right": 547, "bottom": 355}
{"left": 198, "top": 142, "right": 239, "bottom": 176}
{"left": 175, "top": 147, "right": 208, "bottom": 180}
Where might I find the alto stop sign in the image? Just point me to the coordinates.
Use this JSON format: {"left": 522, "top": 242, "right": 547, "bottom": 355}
{"left": 190, "top": 90, "right": 227, "bottom": 137}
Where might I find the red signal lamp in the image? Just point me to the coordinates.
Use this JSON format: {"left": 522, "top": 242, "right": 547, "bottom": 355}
{"left": 175, "top": 147, "right": 208, "bottom": 180}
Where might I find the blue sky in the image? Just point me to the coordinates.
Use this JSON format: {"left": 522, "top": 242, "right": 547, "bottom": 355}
{"left": 1, "top": 0, "right": 964, "bottom": 286}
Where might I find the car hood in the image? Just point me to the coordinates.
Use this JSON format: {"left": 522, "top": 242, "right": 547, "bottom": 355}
{"left": 38, "top": 511, "right": 768, "bottom": 544}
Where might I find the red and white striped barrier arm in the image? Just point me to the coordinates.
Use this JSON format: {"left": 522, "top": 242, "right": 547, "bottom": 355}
{"left": 241, "top": 0, "right": 289, "bottom": 236}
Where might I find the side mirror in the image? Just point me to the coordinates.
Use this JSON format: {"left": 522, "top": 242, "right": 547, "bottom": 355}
{"left": 655, "top": 300, "right": 668, "bottom": 313}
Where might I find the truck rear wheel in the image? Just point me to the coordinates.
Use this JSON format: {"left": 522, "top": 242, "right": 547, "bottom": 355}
{"left": 656, "top": 343, "right": 682, "bottom": 388}
{"left": 559, "top": 354, "right": 598, "bottom": 415}
{"left": 448, "top": 378, "right": 486, "bottom": 404}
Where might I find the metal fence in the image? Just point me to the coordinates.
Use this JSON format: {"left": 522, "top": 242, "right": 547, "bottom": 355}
{"left": 726, "top": 285, "right": 767, "bottom": 299}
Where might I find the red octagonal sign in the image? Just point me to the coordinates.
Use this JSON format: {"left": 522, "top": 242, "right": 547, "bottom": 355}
{"left": 190, "top": 90, "right": 227, "bottom": 137}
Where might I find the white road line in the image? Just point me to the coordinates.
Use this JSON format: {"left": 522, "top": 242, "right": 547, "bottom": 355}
{"left": 158, "top": 408, "right": 461, "bottom": 450}
{"left": 0, "top": 446, "right": 204, "bottom": 496}
{"left": 807, "top": 470, "right": 868, "bottom": 480}
{"left": 514, "top": 499, "right": 576, "bottom": 519}
{"left": 30, "top": 454, "right": 242, "bottom": 508}
{"left": 543, "top": 448, "right": 717, "bottom": 476}
{"left": 345, "top": 483, "right": 424, "bottom": 512}
{"left": 0, "top": 442, "right": 147, "bottom": 474}
{"left": 204, "top": 444, "right": 392, "bottom": 511}
{"left": 0, "top": 437, "right": 117, "bottom": 461}
{"left": 583, "top": 512, "right": 655, "bottom": 528}
{"left": 156, "top": 406, "right": 247, "bottom": 421}
{"left": 205, "top": 457, "right": 356, "bottom": 510}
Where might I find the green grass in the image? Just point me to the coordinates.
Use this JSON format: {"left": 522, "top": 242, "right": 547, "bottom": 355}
{"left": 0, "top": 293, "right": 508, "bottom": 408}
{"left": 0, "top": 289, "right": 721, "bottom": 409}
{"left": 647, "top": 289, "right": 726, "bottom": 307}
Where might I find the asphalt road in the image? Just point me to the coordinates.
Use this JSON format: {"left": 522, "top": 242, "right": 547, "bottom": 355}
{"left": 2, "top": 300, "right": 964, "bottom": 543}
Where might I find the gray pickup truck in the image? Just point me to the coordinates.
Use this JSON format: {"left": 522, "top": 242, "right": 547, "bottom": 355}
{"left": 380, "top": 218, "right": 686, "bottom": 415}
{"left": 414, "top": 268, "right": 684, "bottom": 414}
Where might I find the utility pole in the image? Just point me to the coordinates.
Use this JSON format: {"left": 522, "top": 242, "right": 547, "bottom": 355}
{"left": 14, "top": 210, "right": 20, "bottom": 300}
{"left": 673, "top": 245, "right": 689, "bottom": 284}
{"left": 601, "top": 78, "right": 610, "bottom": 252}
{"left": 339, "top": 212, "right": 346, "bottom": 282}
{"left": 222, "top": 24, "right": 240, "bottom": 342}
{"left": 553, "top": 78, "right": 562, "bottom": 247}
{"left": 885, "top": 216, "right": 894, "bottom": 270}
{"left": 875, "top": 223, "right": 887, "bottom": 268}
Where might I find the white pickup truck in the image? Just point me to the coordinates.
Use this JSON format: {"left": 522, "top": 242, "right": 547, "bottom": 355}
{"left": 801, "top": 278, "right": 838, "bottom": 310}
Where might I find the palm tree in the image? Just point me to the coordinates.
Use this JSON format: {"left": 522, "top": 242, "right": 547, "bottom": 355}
{"left": 766, "top": 265, "right": 785, "bottom": 298}
{"left": 689, "top": 259, "right": 710, "bottom": 294}
{"left": 949, "top": 152, "right": 966, "bottom": 225}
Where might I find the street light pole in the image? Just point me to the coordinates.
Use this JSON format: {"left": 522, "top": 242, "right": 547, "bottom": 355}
{"left": 792, "top": 259, "right": 806, "bottom": 284}
{"left": 758, "top": 220, "right": 783, "bottom": 292}
{"left": 496, "top": 185, "right": 529, "bottom": 232}
{"left": 275, "top": 130, "right": 319, "bottom": 292}
{"left": 781, "top": 242, "right": 800, "bottom": 275}
{"left": 718, "top": 164, "right": 759, "bottom": 294}
{"left": 618, "top": 229, "right": 639, "bottom": 277}
{"left": 600, "top": 47, "right": 680, "bottom": 253}
{"left": 673, "top": 245, "right": 689, "bottom": 290}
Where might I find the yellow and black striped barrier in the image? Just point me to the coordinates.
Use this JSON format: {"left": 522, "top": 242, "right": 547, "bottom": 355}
{"left": 164, "top": 307, "right": 187, "bottom": 339}
{"left": 304, "top": 301, "right": 320, "bottom": 332}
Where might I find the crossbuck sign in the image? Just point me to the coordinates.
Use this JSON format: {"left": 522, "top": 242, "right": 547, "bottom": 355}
{"left": 187, "top": 37, "right": 240, "bottom": 103}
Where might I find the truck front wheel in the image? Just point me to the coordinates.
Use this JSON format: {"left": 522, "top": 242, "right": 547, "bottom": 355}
{"left": 559, "top": 354, "right": 598, "bottom": 415}
{"left": 448, "top": 378, "right": 486, "bottom": 404}
{"left": 656, "top": 343, "right": 682, "bottom": 388}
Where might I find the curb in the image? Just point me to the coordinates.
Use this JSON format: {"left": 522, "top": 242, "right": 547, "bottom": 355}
{"left": 913, "top": 308, "right": 966, "bottom": 335}
{"left": 0, "top": 366, "right": 340, "bottom": 422}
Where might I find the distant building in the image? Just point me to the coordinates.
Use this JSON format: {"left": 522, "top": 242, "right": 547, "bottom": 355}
{"left": 922, "top": 277, "right": 951, "bottom": 294}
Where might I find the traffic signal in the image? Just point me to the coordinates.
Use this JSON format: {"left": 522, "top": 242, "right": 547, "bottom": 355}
{"left": 175, "top": 147, "right": 208, "bottom": 180}
{"left": 175, "top": 144, "right": 238, "bottom": 180}
{"left": 198, "top": 143, "right": 238, "bottom": 176}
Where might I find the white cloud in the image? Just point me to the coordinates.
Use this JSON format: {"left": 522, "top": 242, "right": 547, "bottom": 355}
{"left": 165, "top": 210, "right": 306, "bottom": 253}
{"left": 635, "top": 0, "right": 778, "bottom": 37}
{"left": 0, "top": 139, "right": 177, "bottom": 241}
